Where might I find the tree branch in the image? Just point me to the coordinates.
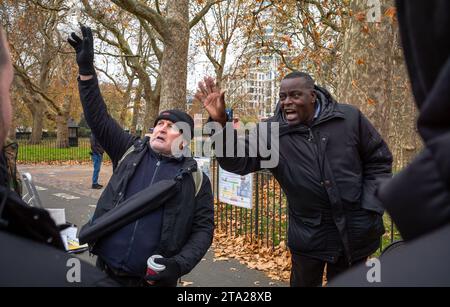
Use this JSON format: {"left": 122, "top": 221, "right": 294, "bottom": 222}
{"left": 190, "top": 0, "right": 224, "bottom": 29}
{"left": 110, "top": 0, "right": 169, "bottom": 40}
{"left": 13, "top": 63, "right": 62, "bottom": 115}
{"left": 95, "top": 65, "right": 126, "bottom": 95}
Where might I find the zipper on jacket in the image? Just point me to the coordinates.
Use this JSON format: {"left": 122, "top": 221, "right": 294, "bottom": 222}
{"left": 125, "top": 157, "right": 162, "bottom": 266}
{"left": 307, "top": 127, "right": 314, "bottom": 142}
{"left": 150, "top": 160, "right": 161, "bottom": 185}
{"left": 124, "top": 218, "right": 140, "bottom": 265}
{"left": 113, "top": 192, "right": 124, "bottom": 208}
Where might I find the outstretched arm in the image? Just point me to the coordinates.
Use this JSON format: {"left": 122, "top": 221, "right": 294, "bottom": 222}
{"left": 68, "top": 26, "right": 134, "bottom": 165}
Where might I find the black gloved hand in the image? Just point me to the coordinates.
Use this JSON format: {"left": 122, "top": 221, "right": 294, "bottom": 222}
{"left": 67, "top": 26, "right": 95, "bottom": 75}
{"left": 145, "top": 257, "right": 181, "bottom": 287}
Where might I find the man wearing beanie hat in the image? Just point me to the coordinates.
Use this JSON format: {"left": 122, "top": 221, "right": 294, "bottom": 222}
{"left": 69, "top": 26, "right": 214, "bottom": 287}
{"left": 151, "top": 109, "right": 194, "bottom": 157}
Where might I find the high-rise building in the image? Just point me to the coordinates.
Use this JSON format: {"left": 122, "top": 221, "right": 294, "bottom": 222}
{"left": 223, "top": 3, "right": 285, "bottom": 121}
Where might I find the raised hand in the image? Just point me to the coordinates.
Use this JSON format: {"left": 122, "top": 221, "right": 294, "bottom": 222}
{"left": 67, "top": 26, "right": 95, "bottom": 76}
{"left": 195, "top": 76, "right": 227, "bottom": 126}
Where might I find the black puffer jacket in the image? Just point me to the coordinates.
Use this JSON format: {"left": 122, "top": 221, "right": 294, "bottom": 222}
{"left": 78, "top": 75, "right": 214, "bottom": 276}
{"left": 217, "top": 86, "right": 393, "bottom": 263}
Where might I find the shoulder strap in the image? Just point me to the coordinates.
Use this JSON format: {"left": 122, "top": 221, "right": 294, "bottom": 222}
{"left": 117, "top": 136, "right": 149, "bottom": 168}
{"left": 117, "top": 145, "right": 135, "bottom": 167}
{"left": 192, "top": 168, "right": 203, "bottom": 198}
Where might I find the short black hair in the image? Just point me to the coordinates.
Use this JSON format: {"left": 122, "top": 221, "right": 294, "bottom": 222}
{"left": 282, "top": 71, "right": 315, "bottom": 89}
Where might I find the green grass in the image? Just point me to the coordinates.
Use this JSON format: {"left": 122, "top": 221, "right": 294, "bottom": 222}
{"left": 377, "top": 213, "right": 402, "bottom": 255}
{"left": 18, "top": 143, "right": 90, "bottom": 162}
{"left": 16, "top": 138, "right": 110, "bottom": 163}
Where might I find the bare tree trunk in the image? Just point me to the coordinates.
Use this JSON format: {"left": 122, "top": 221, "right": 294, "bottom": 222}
{"left": 56, "top": 116, "right": 69, "bottom": 148}
{"left": 142, "top": 77, "right": 161, "bottom": 133}
{"left": 30, "top": 102, "right": 44, "bottom": 144}
{"left": 56, "top": 96, "right": 70, "bottom": 148}
{"left": 130, "top": 82, "right": 143, "bottom": 135}
{"left": 8, "top": 119, "right": 16, "bottom": 140}
{"left": 336, "top": 0, "right": 420, "bottom": 170}
{"left": 143, "top": 95, "right": 160, "bottom": 135}
{"left": 158, "top": 1, "right": 190, "bottom": 111}
{"left": 118, "top": 84, "right": 133, "bottom": 128}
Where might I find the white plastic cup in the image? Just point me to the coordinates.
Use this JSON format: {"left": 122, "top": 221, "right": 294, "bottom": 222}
{"left": 146, "top": 255, "right": 166, "bottom": 276}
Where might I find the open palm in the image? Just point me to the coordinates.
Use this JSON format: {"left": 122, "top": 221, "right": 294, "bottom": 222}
{"left": 195, "top": 76, "right": 226, "bottom": 125}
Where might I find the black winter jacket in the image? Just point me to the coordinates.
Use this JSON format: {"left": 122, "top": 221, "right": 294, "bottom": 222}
{"left": 217, "top": 86, "right": 393, "bottom": 263}
{"left": 78, "top": 75, "right": 214, "bottom": 276}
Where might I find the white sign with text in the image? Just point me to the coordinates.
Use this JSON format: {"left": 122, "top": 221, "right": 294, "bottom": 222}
{"left": 218, "top": 167, "right": 253, "bottom": 209}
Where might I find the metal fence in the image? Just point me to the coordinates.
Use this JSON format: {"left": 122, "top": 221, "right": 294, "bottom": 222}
{"left": 211, "top": 159, "right": 400, "bottom": 254}
{"left": 211, "top": 159, "right": 289, "bottom": 249}
{"left": 16, "top": 137, "right": 109, "bottom": 163}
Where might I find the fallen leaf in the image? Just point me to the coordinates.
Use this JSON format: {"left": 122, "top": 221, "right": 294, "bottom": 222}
{"left": 384, "top": 7, "right": 396, "bottom": 21}
{"left": 367, "top": 98, "right": 376, "bottom": 105}
{"left": 355, "top": 11, "right": 366, "bottom": 22}
{"left": 180, "top": 281, "right": 194, "bottom": 287}
{"left": 361, "top": 25, "right": 370, "bottom": 34}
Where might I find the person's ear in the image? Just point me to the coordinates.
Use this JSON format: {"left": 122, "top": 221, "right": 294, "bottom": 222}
{"left": 311, "top": 90, "right": 317, "bottom": 104}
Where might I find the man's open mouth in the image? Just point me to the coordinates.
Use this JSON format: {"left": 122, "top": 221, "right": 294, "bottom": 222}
{"left": 284, "top": 109, "right": 297, "bottom": 121}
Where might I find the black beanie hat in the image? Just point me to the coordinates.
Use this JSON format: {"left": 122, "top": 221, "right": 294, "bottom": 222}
{"left": 153, "top": 109, "right": 194, "bottom": 139}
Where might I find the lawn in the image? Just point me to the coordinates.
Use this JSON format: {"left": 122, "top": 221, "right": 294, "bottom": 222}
{"left": 16, "top": 138, "right": 110, "bottom": 163}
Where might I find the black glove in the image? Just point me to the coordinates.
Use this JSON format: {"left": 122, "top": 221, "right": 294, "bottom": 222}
{"left": 145, "top": 257, "right": 181, "bottom": 287}
{"left": 67, "top": 26, "right": 95, "bottom": 75}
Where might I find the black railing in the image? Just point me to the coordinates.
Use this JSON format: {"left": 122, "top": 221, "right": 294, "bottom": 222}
{"left": 212, "top": 159, "right": 289, "bottom": 250}
{"left": 16, "top": 137, "right": 110, "bottom": 163}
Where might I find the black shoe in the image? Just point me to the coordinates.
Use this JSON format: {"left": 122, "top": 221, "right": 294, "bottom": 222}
{"left": 92, "top": 183, "right": 103, "bottom": 189}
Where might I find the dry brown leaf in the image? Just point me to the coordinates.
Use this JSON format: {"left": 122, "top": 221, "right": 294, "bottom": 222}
{"left": 384, "top": 7, "right": 397, "bottom": 21}
{"left": 367, "top": 98, "right": 376, "bottom": 105}
{"left": 355, "top": 11, "right": 366, "bottom": 22}
{"left": 180, "top": 281, "right": 194, "bottom": 287}
{"left": 361, "top": 25, "right": 370, "bottom": 34}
